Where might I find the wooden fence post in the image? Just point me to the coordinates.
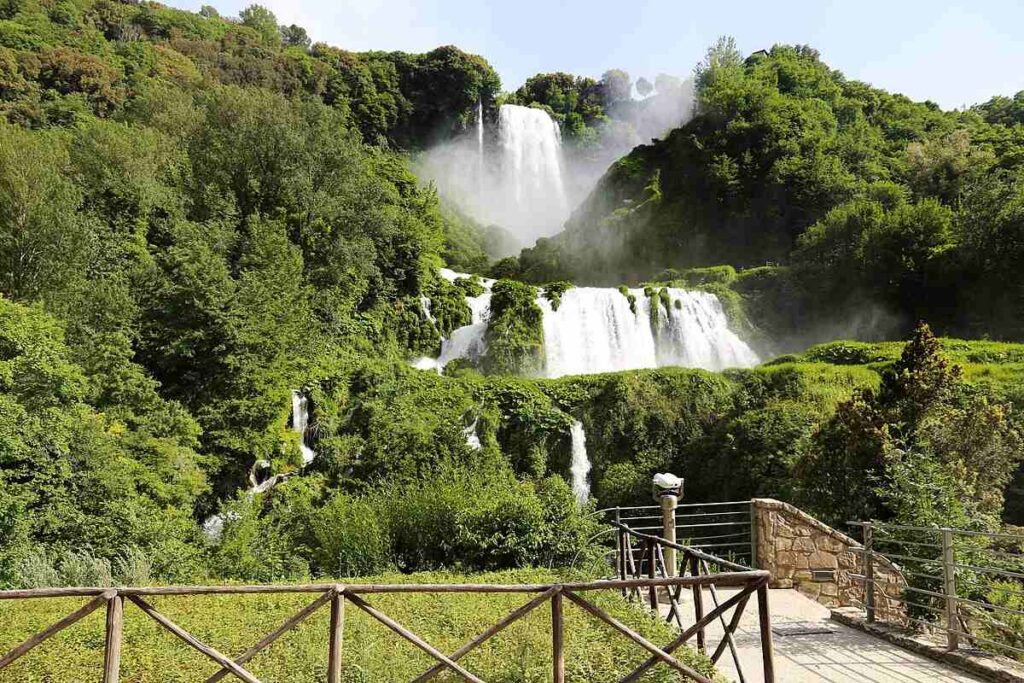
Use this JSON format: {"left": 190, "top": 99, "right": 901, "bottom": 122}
{"left": 690, "top": 555, "right": 705, "bottom": 653}
{"left": 328, "top": 587, "right": 344, "bottom": 683}
{"left": 103, "top": 593, "right": 123, "bottom": 683}
{"left": 552, "top": 590, "right": 564, "bottom": 683}
{"left": 647, "top": 539, "right": 658, "bottom": 611}
{"left": 757, "top": 582, "right": 776, "bottom": 683}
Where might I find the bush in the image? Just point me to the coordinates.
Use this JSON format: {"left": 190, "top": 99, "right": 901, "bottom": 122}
{"left": 311, "top": 493, "right": 391, "bottom": 576}
{"left": 483, "top": 280, "right": 544, "bottom": 375}
{"left": 380, "top": 464, "right": 600, "bottom": 573}
{"left": 803, "top": 340, "right": 889, "bottom": 365}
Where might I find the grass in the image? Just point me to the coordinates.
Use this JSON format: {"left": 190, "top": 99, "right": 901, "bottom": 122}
{"left": 0, "top": 569, "right": 720, "bottom": 682}
{"left": 772, "top": 338, "right": 1024, "bottom": 410}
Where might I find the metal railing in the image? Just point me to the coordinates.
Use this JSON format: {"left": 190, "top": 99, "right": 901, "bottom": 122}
{"left": 0, "top": 576, "right": 762, "bottom": 683}
{"left": 848, "top": 521, "right": 1024, "bottom": 660}
{"left": 610, "top": 519, "right": 776, "bottom": 682}
{"left": 602, "top": 501, "right": 756, "bottom": 567}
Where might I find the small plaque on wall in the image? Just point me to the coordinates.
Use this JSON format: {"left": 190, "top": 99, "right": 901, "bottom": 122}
{"left": 811, "top": 569, "right": 836, "bottom": 582}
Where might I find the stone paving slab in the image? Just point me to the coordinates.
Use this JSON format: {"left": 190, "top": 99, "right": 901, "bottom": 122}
{"left": 660, "top": 587, "right": 987, "bottom": 682}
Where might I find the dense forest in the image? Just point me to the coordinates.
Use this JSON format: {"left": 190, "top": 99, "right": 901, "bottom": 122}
{"left": 0, "top": 1, "right": 1021, "bottom": 593}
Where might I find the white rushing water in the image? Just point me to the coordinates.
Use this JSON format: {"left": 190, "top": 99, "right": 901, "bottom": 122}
{"left": 416, "top": 103, "right": 570, "bottom": 248}
{"left": 291, "top": 391, "right": 316, "bottom": 466}
{"left": 463, "top": 418, "right": 482, "bottom": 450}
{"left": 497, "top": 104, "right": 568, "bottom": 239}
{"left": 414, "top": 268, "right": 495, "bottom": 372}
{"left": 569, "top": 420, "right": 591, "bottom": 504}
{"left": 540, "top": 287, "right": 760, "bottom": 378}
{"left": 204, "top": 390, "right": 317, "bottom": 540}
{"left": 414, "top": 274, "right": 759, "bottom": 377}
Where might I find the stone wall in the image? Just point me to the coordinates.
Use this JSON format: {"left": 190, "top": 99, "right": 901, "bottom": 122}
{"left": 752, "top": 499, "right": 904, "bottom": 620}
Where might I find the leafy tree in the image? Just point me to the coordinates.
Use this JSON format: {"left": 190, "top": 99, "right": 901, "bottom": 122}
{"left": 796, "top": 323, "right": 1022, "bottom": 527}
{"left": 0, "top": 123, "right": 92, "bottom": 302}
{"left": 600, "top": 69, "right": 631, "bottom": 104}
{"left": 635, "top": 76, "right": 653, "bottom": 98}
{"left": 281, "top": 24, "right": 311, "bottom": 50}
{"left": 239, "top": 5, "right": 281, "bottom": 46}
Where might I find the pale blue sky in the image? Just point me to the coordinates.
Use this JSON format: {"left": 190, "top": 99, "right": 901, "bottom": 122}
{"left": 170, "top": 0, "right": 1024, "bottom": 109}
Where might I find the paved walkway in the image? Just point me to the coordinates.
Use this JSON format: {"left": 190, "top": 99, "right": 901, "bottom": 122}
{"left": 661, "top": 587, "right": 986, "bottom": 682}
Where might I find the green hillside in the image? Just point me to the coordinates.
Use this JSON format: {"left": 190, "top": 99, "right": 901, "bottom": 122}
{"left": 509, "top": 40, "right": 1024, "bottom": 347}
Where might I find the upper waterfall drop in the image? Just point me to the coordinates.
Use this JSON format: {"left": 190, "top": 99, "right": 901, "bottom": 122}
{"left": 496, "top": 104, "right": 569, "bottom": 240}
{"left": 415, "top": 102, "right": 571, "bottom": 248}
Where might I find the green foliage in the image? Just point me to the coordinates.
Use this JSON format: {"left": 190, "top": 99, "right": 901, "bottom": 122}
{"left": 0, "top": 297, "right": 206, "bottom": 587}
{"left": 795, "top": 323, "right": 1023, "bottom": 527}
{"left": 238, "top": 5, "right": 280, "bottom": 46}
{"left": 483, "top": 280, "right": 544, "bottom": 375}
{"left": 542, "top": 280, "right": 574, "bottom": 311}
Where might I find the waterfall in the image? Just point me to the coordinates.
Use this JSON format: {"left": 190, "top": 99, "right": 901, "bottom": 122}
{"left": 476, "top": 98, "right": 484, "bottom": 203}
{"left": 205, "top": 392, "right": 316, "bottom": 540}
{"left": 291, "top": 391, "right": 316, "bottom": 466}
{"left": 415, "top": 272, "right": 760, "bottom": 377}
{"left": 463, "top": 418, "right": 482, "bottom": 450}
{"left": 415, "top": 274, "right": 761, "bottom": 376}
{"left": 540, "top": 288, "right": 759, "bottom": 378}
{"left": 417, "top": 103, "right": 569, "bottom": 247}
{"left": 496, "top": 104, "right": 569, "bottom": 241}
{"left": 569, "top": 420, "right": 591, "bottom": 504}
{"left": 477, "top": 99, "right": 484, "bottom": 156}
{"left": 540, "top": 288, "right": 658, "bottom": 377}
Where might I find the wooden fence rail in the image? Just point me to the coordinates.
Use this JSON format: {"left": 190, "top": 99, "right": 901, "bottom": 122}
{"left": 0, "top": 573, "right": 771, "bottom": 683}
{"left": 611, "top": 520, "right": 776, "bottom": 683}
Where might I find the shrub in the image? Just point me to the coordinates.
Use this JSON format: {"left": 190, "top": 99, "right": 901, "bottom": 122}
{"left": 382, "top": 464, "right": 599, "bottom": 572}
{"left": 804, "top": 340, "right": 889, "bottom": 365}
{"left": 483, "top": 280, "right": 544, "bottom": 375}
{"left": 311, "top": 493, "right": 391, "bottom": 576}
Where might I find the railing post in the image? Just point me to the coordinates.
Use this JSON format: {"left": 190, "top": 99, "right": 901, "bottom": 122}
{"left": 942, "top": 529, "right": 959, "bottom": 650}
{"left": 552, "top": 589, "right": 565, "bottom": 683}
{"left": 103, "top": 592, "right": 123, "bottom": 683}
{"left": 690, "top": 554, "right": 706, "bottom": 653}
{"left": 864, "top": 523, "right": 875, "bottom": 623}
{"left": 757, "top": 582, "right": 776, "bottom": 683}
{"left": 647, "top": 538, "right": 658, "bottom": 611}
{"left": 749, "top": 500, "right": 758, "bottom": 568}
{"left": 616, "top": 509, "right": 626, "bottom": 597}
{"left": 328, "top": 587, "right": 344, "bottom": 683}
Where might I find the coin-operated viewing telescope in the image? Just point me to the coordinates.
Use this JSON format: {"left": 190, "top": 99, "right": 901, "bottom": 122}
{"left": 652, "top": 472, "right": 683, "bottom": 502}
{"left": 651, "top": 473, "right": 683, "bottom": 576}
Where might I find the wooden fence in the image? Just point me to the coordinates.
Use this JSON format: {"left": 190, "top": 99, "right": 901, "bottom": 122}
{"left": 613, "top": 520, "right": 776, "bottom": 683}
{"left": 0, "top": 573, "right": 771, "bottom": 683}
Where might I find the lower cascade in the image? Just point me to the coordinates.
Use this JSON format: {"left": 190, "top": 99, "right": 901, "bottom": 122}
{"left": 292, "top": 390, "right": 316, "bottom": 466}
{"left": 205, "top": 391, "right": 317, "bottom": 540}
{"left": 419, "top": 271, "right": 759, "bottom": 377}
{"left": 569, "top": 420, "right": 591, "bottom": 504}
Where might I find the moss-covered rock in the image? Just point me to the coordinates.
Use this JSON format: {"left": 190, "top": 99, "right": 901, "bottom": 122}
{"left": 483, "top": 280, "right": 544, "bottom": 376}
